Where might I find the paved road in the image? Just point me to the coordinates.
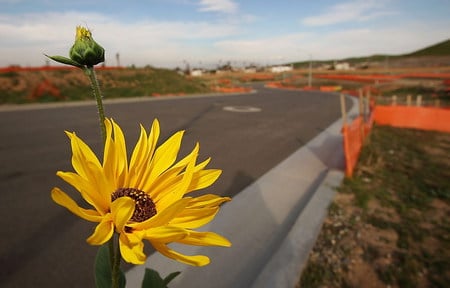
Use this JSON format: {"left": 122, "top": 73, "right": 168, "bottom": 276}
{"left": 0, "top": 84, "right": 350, "bottom": 287}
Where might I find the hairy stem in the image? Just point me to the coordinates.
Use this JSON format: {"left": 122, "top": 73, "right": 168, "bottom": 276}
{"left": 110, "top": 235, "right": 121, "bottom": 288}
{"left": 85, "top": 66, "right": 107, "bottom": 143}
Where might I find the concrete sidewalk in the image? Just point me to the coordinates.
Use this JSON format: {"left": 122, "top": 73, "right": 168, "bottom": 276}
{"left": 126, "top": 94, "right": 358, "bottom": 288}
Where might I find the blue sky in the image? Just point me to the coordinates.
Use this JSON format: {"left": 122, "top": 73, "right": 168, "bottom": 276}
{"left": 1, "top": 0, "right": 449, "bottom": 68}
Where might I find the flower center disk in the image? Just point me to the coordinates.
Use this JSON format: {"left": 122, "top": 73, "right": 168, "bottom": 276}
{"left": 111, "top": 188, "right": 157, "bottom": 222}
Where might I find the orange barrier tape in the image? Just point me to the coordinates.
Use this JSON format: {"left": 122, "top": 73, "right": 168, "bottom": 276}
{"left": 319, "top": 85, "right": 342, "bottom": 92}
{"left": 239, "top": 74, "right": 276, "bottom": 82}
{"left": 315, "top": 73, "right": 450, "bottom": 82}
{"left": 373, "top": 105, "right": 450, "bottom": 133}
{"left": 212, "top": 86, "right": 252, "bottom": 93}
{"left": 316, "top": 74, "right": 401, "bottom": 83}
{"left": 400, "top": 73, "right": 450, "bottom": 79}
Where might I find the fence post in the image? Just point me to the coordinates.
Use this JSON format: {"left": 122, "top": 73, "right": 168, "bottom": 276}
{"left": 359, "top": 89, "right": 364, "bottom": 116}
{"left": 392, "top": 95, "right": 397, "bottom": 106}
{"left": 416, "top": 95, "right": 422, "bottom": 106}
{"left": 340, "top": 93, "right": 347, "bottom": 125}
{"left": 407, "top": 94, "right": 412, "bottom": 106}
{"left": 358, "top": 89, "right": 365, "bottom": 141}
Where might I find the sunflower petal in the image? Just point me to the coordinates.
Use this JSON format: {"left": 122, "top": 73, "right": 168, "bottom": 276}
{"left": 65, "top": 131, "right": 102, "bottom": 179}
{"left": 143, "top": 226, "right": 188, "bottom": 242}
{"left": 147, "top": 119, "right": 160, "bottom": 158}
{"left": 131, "top": 197, "right": 191, "bottom": 230}
{"left": 169, "top": 195, "right": 229, "bottom": 229}
{"left": 170, "top": 142, "right": 200, "bottom": 170}
{"left": 111, "top": 119, "right": 128, "bottom": 184}
{"left": 154, "top": 145, "right": 198, "bottom": 211}
{"left": 63, "top": 131, "right": 112, "bottom": 212}
{"left": 146, "top": 166, "right": 185, "bottom": 201}
{"left": 127, "top": 125, "right": 149, "bottom": 187}
{"left": 86, "top": 217, "right": 114, "bottom": 245}
{"left": 102, "top": 119, "right": 128, "bottom": 188}
{"left": 177, "top": 231, "right": 231, "bottom": 247}
{"left": 146, "top": 130, "right": 185, "bottom": 185}
{"left": 149, "top": 143, "right": 200, "bottom": 201}
{"left": 186, "top": 194, "right": 231, "bottom": 209}
{"left": 193, "top": 157, "right": 211, "bottom": 171}
{"left": 102, "top": 118, "right": 115, "bottom": 184}
{"left": 56, "top": 171, "right": 107, "bottom": 213}
{"left": 132, "top": 119, "right": 161, "bottom": 189}
{"left": 151, "top": 242, "right": 210, "bottom": 266}
{"left": 111, "top": 197, "right": 135, "bottom": 231}
{"left": 119, "top": 233, "right": 146, "bottom": 264}
{"left": 186, "top": 169, "right": 222, "bottom": 194}
{"left": 84, "top": 161, "right": 113, "bottom": 210}
{"left": 51, "top": 187, "right": 102, "bottom": 222}
{"left": 169, "top": 207, "right": 219, "bottom": 229}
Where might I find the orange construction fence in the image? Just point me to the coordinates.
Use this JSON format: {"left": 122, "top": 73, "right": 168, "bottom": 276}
{"left": 342, "top": 115, "right": 373, "bottom": 177}
{"left": 342, "top": 104, "right": 450, "bottom": 177}
{"left": 373, "top": 105, "right": 450, "bottom": 133}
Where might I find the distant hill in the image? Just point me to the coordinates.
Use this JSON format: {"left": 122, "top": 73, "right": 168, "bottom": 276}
{"left": 292, "top": 38, "right": 450, "bottom": 68}
{"left": 404, "top": 38, "right": 450, "bottom": 57}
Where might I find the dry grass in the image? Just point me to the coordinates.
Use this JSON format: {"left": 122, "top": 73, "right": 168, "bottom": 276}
{"left": 0, "top": 67, "right": 211, "bottom": 104}
{"left": 298, "top": 126, "right": 450, "bottom": 288}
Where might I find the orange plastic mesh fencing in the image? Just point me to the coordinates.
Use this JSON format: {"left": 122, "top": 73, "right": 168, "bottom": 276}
{"left": 373, "top": 105, "right": 450, "bottom": 133}
{"left": 342, "top": 117, "right": 362, "bottom": 177}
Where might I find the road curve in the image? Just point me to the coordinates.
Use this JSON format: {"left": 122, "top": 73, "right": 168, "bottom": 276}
{"left": 0, "top": 83, "right": 351, "bottom": 287}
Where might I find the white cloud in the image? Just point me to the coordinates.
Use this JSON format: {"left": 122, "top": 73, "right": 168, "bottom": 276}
{"left": 0, "top": 9, "right": 448, "bottom": 68}
{"left": 212, "top": 20, "right": 449, "bottom": 64}
{"left": 302, "top": 0, "right": 395, "bottom": 26}
{"left": 0, "top": 11, "right": 241, "bottom": 67}
{"left": 198, "top": 0, "right": 238, "bottom": 14}
{"left": 294, "top": 23, "right": 449, "bottom": 60}
{"left": 214, "top": 33, "right": 310, "bottom": 63}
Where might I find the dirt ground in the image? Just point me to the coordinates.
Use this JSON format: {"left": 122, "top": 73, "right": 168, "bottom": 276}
{"left": 298, "top": 126, "right": 450, "bottom": 288}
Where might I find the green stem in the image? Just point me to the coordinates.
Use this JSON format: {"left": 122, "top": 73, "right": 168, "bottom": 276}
{"left": 85, "top": 66, "right": 107, "bottom": 143}
{"left": 110, "top": 235, "right": 121, "bottom": 288}
{"left": 86, "top": 65, "right": 119, "bottom": 286}
{"left": 108, "top": 238, "right": 115, "bottom": 272}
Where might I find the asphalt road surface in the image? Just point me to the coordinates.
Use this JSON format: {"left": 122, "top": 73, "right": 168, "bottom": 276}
{"left": 0, "top": 83, "right": 351, "bottom": 287}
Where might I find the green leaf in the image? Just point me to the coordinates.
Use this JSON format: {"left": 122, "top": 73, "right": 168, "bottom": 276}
{"left": 95, "top": 244, "right": 112, "bottom": 288}
{"left": 44, "top": 54, "right": 83, "bottom": 68}
{"left": 142, "top": 269, "right": 181, "bottom": 288}
{"left": 142, "top": 268, "right": 164, "bottom": 288}
{"left": 94, "top": 244, "right": 126, "bottom": 288}
{"left": 118, "top": 271, "right": 126, "bottom": 288}
{"left": 163, "top": 272, "right": 181, "bottom": 286}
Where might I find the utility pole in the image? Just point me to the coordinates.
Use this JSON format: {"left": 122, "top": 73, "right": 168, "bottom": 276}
{"left": 308, "top": 53, "right": 312, "bottom": 87}
{"left": 116, "top": 53, "right": 120, "bottom": 67}
{"left": 299, "top": 49, "right": 313, "bottom": 87}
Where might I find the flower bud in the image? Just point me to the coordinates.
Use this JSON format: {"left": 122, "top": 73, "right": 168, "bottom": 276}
{"left": 69, "top": 26, "right": 105, "bottom": 66}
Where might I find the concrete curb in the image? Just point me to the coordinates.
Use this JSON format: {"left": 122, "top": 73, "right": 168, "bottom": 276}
{"left": 250, "top": 169, "right": 344, "bottom": 288}
{"left": 125, "top": 94, "right": 359, "bottom": 288}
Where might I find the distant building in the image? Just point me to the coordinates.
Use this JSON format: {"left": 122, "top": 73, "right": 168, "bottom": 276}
{"left": 190, "top": 69, "right": 203, "bottom": 77}
{"left": 334, "top": 62, "right": 351, "bottom": 70}
{"left": 270, "top": 65, "right": 293, "bottom": 73}
{"left": 244, "top": 66, "right": 257, "bottom": 73}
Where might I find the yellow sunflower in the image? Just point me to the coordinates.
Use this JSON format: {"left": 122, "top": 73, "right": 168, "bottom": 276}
{"left": 51, "top": 118, "right": 231, "bottom": 266}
